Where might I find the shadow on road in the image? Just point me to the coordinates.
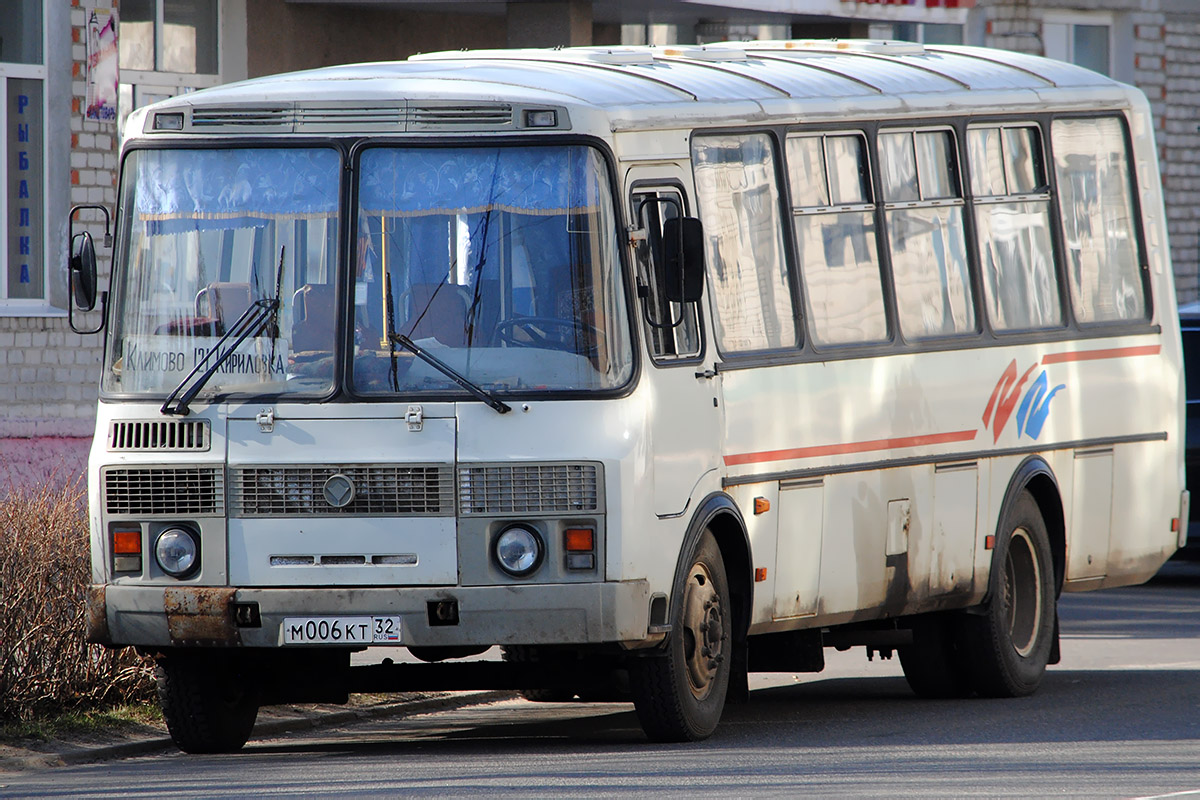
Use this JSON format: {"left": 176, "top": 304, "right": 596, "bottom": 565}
{"left": 239, "top": 665, "right": 1200, "bottom": 760}
{"left": 1057, "top": 558, "right": 1200, "bottom": 638}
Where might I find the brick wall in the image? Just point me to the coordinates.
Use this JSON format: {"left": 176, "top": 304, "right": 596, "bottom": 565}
{"left": 0, "top": 0, "right": 115, "bottom": 490}
{"left": 976, "top": 0, "right": 1200, "bottom": 303}
{"left": 1163, "top": 14, "right": 1200, "bottom": 301}
{"left": 981, "top": 0, "right": 1041, "bottom": 54}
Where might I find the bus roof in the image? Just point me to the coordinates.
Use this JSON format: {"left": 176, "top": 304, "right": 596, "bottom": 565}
{"left": 130, "top": 40, "right": 1141, "bottom": 140}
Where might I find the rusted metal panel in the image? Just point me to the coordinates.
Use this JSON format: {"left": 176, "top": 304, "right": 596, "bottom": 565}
{"left": 85, "top": 585, "right": 111, "bottom": 645}
{"left": 163, "top": 587, "right": 241, "bottom": 646}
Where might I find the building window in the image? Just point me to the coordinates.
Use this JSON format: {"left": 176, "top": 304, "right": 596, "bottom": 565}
{"left": 119, "top": 0, "right": 218, "bottom": 75}
{"left": 870, "top": 22, "right": 963, "bottom": 46}
{"left": 1043, "top": 14, "right": 1111, "bottom": 76}
{"left": 1, "top": 0, "right": 45, "bottom": 307}
{"left": 118, "top": 0, "right": 219, "bottom": 136}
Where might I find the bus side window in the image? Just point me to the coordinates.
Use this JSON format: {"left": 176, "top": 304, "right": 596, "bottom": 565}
{"left": 633, "top": 190, "right": 702, "bottom": 360}
{"left": 967, "top": 123, "right": 1062, "bottom": 331}
{"left": 1050, "top": 117, "right": 1147, "bottom": 324}
{"left": 692, "top": 133, "right": 797, "bottom": 355}
{"left": 785, "top": 132, "right": 888, "bottom": 346}
{"left": 879, "top": 128, "right": 976, "bottom": 340}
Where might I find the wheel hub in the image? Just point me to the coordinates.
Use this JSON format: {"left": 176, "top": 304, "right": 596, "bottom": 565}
{"left": 681, "top": 562, "right": 724, "bottom": 698}
{"left": 1004, "top": 526, "right": 1043, "bottom": 658}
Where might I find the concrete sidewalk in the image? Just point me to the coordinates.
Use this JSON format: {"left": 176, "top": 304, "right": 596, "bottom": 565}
{"left": 0, "top": 690, "right": 514, "bottom": 772}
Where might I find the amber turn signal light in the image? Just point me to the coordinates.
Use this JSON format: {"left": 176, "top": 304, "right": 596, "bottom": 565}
{"left": 113, "top": 529, "right": 142, "bottom": 554}
{"left": 564, "top": 528, "right": 594, "bottom": 552}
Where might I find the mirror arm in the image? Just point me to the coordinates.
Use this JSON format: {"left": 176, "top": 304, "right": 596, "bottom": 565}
{"left": 69, "top": 204, "right": 111, "bottom": 249}
{"left": 637, "top": 282, "right": 687, "bottom": 331}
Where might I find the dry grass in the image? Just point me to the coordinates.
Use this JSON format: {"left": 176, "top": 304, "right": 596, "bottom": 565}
{"left": 0, "top": 479, "right": 154, "bottom": 721}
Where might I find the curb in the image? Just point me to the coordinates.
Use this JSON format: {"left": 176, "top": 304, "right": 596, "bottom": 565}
{"left": 0, "top": 690, "right": 516, "bottom": 772}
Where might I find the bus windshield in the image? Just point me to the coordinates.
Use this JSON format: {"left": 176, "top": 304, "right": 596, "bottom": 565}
{"left": 351, "top": 145, "right": 632, "bottom": 396}
{"left": 104, "top": 146, "right": 342, "bottom": 398}
{"left": 103, "top": 143, "right": 632, "bottom": 401}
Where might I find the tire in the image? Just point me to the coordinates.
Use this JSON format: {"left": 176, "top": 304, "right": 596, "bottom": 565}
{"left": 963, "top": 490, "right": 1056, "bottom": 697}
{"left": 898, "top": 614, "right": 973, "bottom": 699}
{"left": 155, "top": 654, "right": 260, "bottom": 754}
{"left": 629, "top": 531, "right": 732, "bottom": 742}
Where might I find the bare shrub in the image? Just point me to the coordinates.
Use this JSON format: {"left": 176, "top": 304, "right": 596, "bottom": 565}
{"left": 0, "top": 478, "right": 154, "bottom": 721}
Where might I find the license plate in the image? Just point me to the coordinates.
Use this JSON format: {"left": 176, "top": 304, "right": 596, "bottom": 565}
{"left": 281, "top": 616, "right": 402, "bottom": 645}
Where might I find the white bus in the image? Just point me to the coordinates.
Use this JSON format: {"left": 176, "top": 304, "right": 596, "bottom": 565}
{"left": 70, "top": 39, "right": 1186, "bottom": 753}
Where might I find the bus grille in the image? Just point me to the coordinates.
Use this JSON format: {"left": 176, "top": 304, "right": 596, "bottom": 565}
{"left": 229, "top": 465, "right": 454, "bottom": 517}
{"left": 102, "top": 466, "right": 225, "bottom": 516}
{"left": 109, "top": 420, "right": 210, "bottom": 452}
{"left": 458, "top": 463, "right": 601, "bottom": 515}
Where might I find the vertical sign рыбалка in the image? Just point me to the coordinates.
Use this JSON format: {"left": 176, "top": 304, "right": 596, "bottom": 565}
{"left": 7, "top": 79, "right": 43, "bottom": 299}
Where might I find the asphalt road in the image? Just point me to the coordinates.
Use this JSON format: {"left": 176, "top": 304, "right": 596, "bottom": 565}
{"left": 4, "top": 561, "right": 1199, "bottom": 799}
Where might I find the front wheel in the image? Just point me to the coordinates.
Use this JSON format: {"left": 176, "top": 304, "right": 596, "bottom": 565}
{"left": 629, "top": 531, "right": 732, "bottom": 742}
{"left": 963, "top": 490, "right": 1056, "bottom": 697}
{"left": 156, "top": 653, "right": 260, "bottom": 754}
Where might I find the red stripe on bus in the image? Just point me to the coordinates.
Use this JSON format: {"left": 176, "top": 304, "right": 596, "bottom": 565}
{"left": 723, "top": 429, "right": 979, "bottom": 467}
{"left": 1042, "top": 345, "right": 1161, "bottom": 364}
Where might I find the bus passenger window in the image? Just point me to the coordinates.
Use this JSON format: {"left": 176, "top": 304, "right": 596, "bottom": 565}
{"left": 880, "top": 129, "right": 975, "bottom": 340}
{"left": 633, "top": 190, "right": 701, "bottom": 361}
{"left": 693, "top": 133, "right": 796, "bottom": 354}
{"left": 785, "top": 133, "right": 887, "bottom": 347}
{"left": 967, "top": 124, "right": 1062, "bottom": 332}
{"left": 1051, "top": 117, "right": 1147, "bottom": 324}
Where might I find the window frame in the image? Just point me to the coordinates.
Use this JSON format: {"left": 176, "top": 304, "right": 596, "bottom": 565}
{"left": 629, "top": 180, "right": 705, "bottom": 366}
{"left": 877, "top": 125, "right": 979, "bottom": 343}
{"left": 0, "top": 1, "right": 49, "bottom": 313}
{"left": 344, "top": 134, "right": 640, "bottom": 404}
{"left": 690, "top": 111, "right": 1158, "bottom": 376}
{"left": 1045, "top": 111, "right": 1153, "bottom": 328}
{"left": 964, "top": 120, "right": 1067, "bottom": 335}
{"left": 786, "top": 129, "right": 891, "bottom": 349}
{"left": 1042, "top": 11, "right": 1114, "bottom": 77}
{"left": 690, "top": 129, "right": 801, "bottom": 359}
{"left": 118, "top": 1, "right": 222, "bottom": 140}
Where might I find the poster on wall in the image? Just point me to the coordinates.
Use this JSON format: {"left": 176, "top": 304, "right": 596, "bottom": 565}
{"left": 85, "top": 10, "right": 118, "bottom": 122}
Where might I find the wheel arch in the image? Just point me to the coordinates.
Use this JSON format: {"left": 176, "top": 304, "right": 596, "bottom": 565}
{"left": 672, "top": 492, "right": 753, "bottom": 643}
{"left": 999, "top": 456, "right": 1066, "bottom": 595}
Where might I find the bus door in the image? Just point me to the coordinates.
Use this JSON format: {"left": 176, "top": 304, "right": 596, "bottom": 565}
{"left": 629, "top": 175, "right": 722, "bottom": 518}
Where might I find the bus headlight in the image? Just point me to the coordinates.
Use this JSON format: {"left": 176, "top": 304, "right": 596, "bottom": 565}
{"left": 493, "top": 525, "right": 543, "bottom": 577}
{"left": 155, "top": 527, "right": 200, "bottom": 578}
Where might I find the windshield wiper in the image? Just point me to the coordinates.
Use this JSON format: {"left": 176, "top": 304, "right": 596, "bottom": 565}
{"left": 161, "top": 248, "right": 287, "bottom": 417}
{"left": 160, "top": 297, "right": 280, "bottom": 416}
{"left": 391, "top": 333, "right": 511, "bottom": 414}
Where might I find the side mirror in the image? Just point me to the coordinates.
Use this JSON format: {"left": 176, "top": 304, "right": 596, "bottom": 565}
{"left": 70, "top": 231, "right": 98, "bottom": 311}
{"left": 67, "top": 203, "right": 111, "bottom": 335}
{"left": 662, "top": 216, "right": 705, "bottom": 303}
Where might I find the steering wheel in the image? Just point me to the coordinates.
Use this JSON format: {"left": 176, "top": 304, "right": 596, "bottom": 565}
{"left": 493, "top": 316, "right": 601, "bottom": 354}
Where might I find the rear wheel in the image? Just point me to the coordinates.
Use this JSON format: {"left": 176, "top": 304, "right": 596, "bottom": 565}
{"left": 629, "top": 531, "right": 732, "bottom": 742}
{"left": 155, "top": 653, "right": 260, "bottom": 754}
{"left": 963, "top": 490, "right": 1056, "bottom": 697}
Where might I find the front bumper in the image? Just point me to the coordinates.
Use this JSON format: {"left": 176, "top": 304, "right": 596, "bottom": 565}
{"left": 88, "top": 580, "right": 652, "bottom": 649}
